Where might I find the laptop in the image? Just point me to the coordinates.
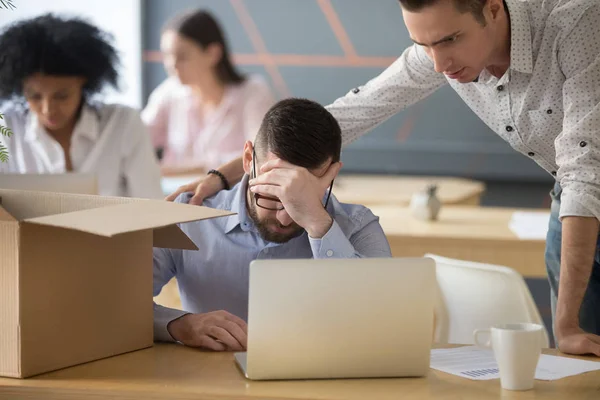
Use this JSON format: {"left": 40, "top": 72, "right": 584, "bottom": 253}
{"left": 0, "top": 173, "right": 98, "bottom": 195}
{"left": 235, "top": 257, "right": 436, "bottom": 380}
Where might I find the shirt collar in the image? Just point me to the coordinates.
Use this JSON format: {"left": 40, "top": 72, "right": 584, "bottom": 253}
{"left": 24, "top": 104, "right": 101, "bottom": 143}
{"left": 223, "top": 174, "right": 256, "bottom": 234}
{"left": 505, "top": 0, "right": 534, "bottom": 74}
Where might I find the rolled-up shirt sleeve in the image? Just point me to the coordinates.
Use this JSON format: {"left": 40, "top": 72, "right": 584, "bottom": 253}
{"left": 325, "top": 44, "right": 447, "bottom": 146}
{"left": 555, "top": 4, "right": 600, "bottom": 220}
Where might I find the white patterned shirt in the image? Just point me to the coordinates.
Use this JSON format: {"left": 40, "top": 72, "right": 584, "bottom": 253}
{"left": 326, "top": 0, "right": 600, "bottom": 220}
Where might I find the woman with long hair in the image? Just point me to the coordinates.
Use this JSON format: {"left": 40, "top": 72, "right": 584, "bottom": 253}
{"left": 142, "top": 10, "right": 275, "bottom": 175}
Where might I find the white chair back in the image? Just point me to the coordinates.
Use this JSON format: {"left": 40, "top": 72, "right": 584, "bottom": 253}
{"left": 427, "top": 254, "right": 550, "bottom": 347}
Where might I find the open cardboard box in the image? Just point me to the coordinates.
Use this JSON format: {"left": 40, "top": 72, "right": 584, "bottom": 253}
{"left": 0, "top": 189, "right": 232, "bottom": 378}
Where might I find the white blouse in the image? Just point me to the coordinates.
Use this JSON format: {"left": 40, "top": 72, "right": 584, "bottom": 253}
{"left": 142, "top": 75, "right": 274, "bottom": 170}
{"left": 0, "top": 103, "right": 163, "bottom": 199}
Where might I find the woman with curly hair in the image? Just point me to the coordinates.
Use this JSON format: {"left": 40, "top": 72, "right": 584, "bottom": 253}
{"left": 142, "top": 10, "right": 274, "bottom": 175}
{"left": 0, "top": 14, "right": 163, "bottom": 198}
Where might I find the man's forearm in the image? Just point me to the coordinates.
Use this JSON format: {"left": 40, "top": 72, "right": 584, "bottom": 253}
{"left": 218, "top": 157, "right": 245, "bottom": 187}
{"left": 556, "top": 216, "right": 599, "bottom": 335}
{"left": 154, "top": 303, "right": 189, "bottom": 343}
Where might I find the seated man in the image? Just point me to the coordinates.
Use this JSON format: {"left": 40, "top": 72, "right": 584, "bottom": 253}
{"left": 153, "top": 98, "right": 392, "bottom": 352}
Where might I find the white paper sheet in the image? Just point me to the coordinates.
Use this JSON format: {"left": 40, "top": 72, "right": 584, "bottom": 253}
{"left": 430, "top": 346, "right": 600, "bottom": 381}
{"left": 508, "top": 211, "right": 551, "bottom": 240}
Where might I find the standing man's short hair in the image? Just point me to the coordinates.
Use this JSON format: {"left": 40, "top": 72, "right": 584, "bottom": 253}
{"left": 398, "top": 0, "right": 489, "bottom": 25}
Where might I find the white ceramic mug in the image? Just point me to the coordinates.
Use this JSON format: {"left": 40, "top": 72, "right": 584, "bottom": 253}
{"left": 473, "top": 323, "right": 543, "bottom": 391}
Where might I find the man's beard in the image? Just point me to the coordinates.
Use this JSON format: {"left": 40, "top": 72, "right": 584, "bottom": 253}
{"left": 247, "top": 201, "right": 304, "bottom": 244}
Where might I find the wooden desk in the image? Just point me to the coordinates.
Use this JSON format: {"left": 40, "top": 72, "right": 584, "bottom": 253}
{"left": 333, "top": 175, "right": 486, "bottom": 206}
{"left": 1, "top": 344, "right": 598, "bottom": 400}
{"left": 371, "top": 205, "right": 549, "bottom": 278}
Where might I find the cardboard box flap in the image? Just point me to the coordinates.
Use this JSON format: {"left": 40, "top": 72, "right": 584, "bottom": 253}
{"left": 23, "top": 200, "right": 234, "bottom": 238}
{"left": 0, "top": 205, "right": 16, "bottom": 222}
{"left": 0, "top": 189, "right": 135, "bottom": 220}
{"left": 153, "top": 225, "right": 198, "bottom": 250}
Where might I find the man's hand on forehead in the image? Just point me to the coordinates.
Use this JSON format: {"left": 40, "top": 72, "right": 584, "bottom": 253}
{"left": 248, "top": 158, "right": 342, "bottom": 238}
{"left": 249, "top": 158, "right": 341, "bottom": 194}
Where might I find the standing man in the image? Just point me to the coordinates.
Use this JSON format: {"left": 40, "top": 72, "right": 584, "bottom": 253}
{"left": 167, "top": 0, "right": 600, "bottom": 356}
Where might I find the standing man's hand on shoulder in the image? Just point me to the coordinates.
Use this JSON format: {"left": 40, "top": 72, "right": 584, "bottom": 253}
{"left": 167, "top": 310, "right": 248, "bottom": 351}
{"left": 165, "top": 173, "right": 223, "bottom": 205}
{"left": 165, "top": 156, "right": 247, "bottom": 205}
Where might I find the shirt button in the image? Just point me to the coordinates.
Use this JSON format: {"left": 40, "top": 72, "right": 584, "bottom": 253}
{"left": 497, "top": 85, "right": 504, "bottom": 91}
{"left": 551, "top": 171, "right": 557, "bottom": 177}
{"left": 528, "top": 152, "right": 535, "bottom": 157}
{"left": 352, "top": 88, "right": 360, "bottom": 94}
{"left": 546, "top": 109, "right": 553, "bottom": 115}
{"left": 580, "top": 141, "right": 587, "bottom": 147}
{"left": 505, "top": 126, "right": 513, "bottom": 132}
{"left": 326, "top": 250, "right": 334, "bottom": 257}
{"left": 263, "top": 248, "right": 269, "bottom": 254}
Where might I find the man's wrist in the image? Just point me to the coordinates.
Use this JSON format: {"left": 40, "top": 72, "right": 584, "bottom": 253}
{"left": 555, "top": 300, "right": 581, "bottom": 338}
{"left": 167, "top": 314, "right": 190, "bottom": 342}
{"left": 306, "top": 210, "right": 333, "bottom": 238}
{"left": 207, "top": 169, "right": 230, "bottom": 190}
{"left": 555, "top": 315, "right": 580, "bottom": 338}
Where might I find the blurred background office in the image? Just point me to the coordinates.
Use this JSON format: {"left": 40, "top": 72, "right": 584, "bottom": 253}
{"left": 0, "top": 0, "right": 552, "bottom": 200}
{"left": 1, "top": 0, "right": 553, "bottom": 203}
{"left": 141, "top": 0, "right": 553, "bottom": 207}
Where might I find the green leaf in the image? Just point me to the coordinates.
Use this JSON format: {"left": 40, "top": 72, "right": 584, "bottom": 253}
{"left": 0, "top": 125, "right": 12, "bottom": 137}
{"left": 0, "top": 0, "right": 16, "bottom": 10}
{"left": 1, "top": 1, "right": 17, "bottom": 162}
{"left": 0, "top": 143, "right": 8, "bottom": 162}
